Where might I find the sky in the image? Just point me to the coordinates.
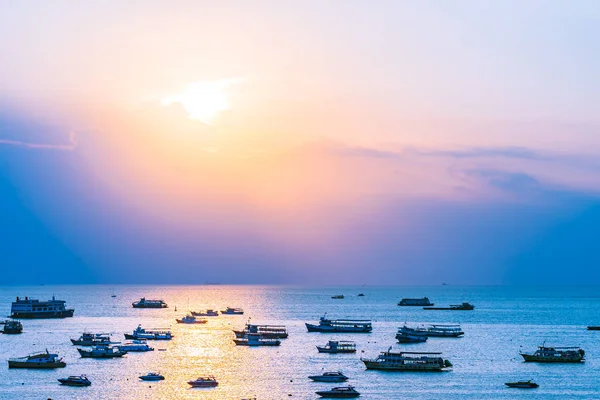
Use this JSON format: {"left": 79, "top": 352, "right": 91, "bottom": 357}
{"left": 1, "top": 1, "right": 599, "bottom": 285}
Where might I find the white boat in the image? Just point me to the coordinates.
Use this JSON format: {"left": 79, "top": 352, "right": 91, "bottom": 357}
{"left": 362, "top": 348, "right": 452, "bottom": 371}
{"left": 306, "top": 314, "right": 372, "bottom": 333}
{"left": 308, "top": 371, "right": 349, "bottom": 382}
{"left": 71, "top": 332, "right": 112, "bottom": 346}
{"left": 398, "top": 324, "right": 464, "bottom": 338}
{"left": 317, "top": 340, "right": 356, "bottom": 353}
{"left": 176, "top": 314, "right": 207, "bottom": 324}
{"left": 132, "top": 298, "right": 168, "bottom": 308}
{"left": 8, "top": 350, "right": 66, "bottom": 369}
{"left": 233, "top": 333, "right": 281, "bottom": 346}
{"left": 117, "top": 340, "right": 154, "bottom": 352}
{"left": 77, "top": 344, "right": 127, "bottom": 358}
{"left": 187, "top": 376, "right": 218, "bottom": 387}
{"left": 234, "top": 322, "right": 288, "bottom": 339}
{"left": 191, "top": 309, "right": 219, "bottom": 317}
{"left": 125, "top": 325, "right": 172, "bottom": 340}
{"left": 139, "top": 372, "right": 165, "bottom": 381}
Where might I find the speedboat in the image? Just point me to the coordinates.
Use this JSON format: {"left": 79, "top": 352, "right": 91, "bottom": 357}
{"left": 58, "top": 375, "right": 91, "bottom": 386}
{"left": 187, "top": 376, "right": 218, "bottom": 387}
{"left": 176, "top": 314, "right": 207, "bottom": 324}
{"left": 77, "top": 344, "right": 127, "bottom": 358}
{"left": 316, "top": 386, "right": 360, "bottom": 398}
{"left": 191, "top": 309, "right": 219, "bottom": 317}
{"left": 317, "top": 340, "right": 356, "bottom": 353}
{"left": 132, "top": 298, "right": 168, "bottom": 308}
{"left": 308, "top": 371, "right": 348, "bottom": 382}
{"left": 8, "top": 350, "right": 66, "bottom": 369}
{"left": 505, "top": 380, "right": 539, "bottom": 388}
{"left": 117, "top": 340, "right": 154, "bottom": 352}
{"left": 139, "top": 372, "right": 165, "bottom": 381}
{"left": 221, "top": 307, "right": 244, "bottom": 315}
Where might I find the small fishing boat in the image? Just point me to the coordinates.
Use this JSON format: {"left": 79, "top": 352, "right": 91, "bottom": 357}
{"left": 520, "top": 345, "right": 585, "bottom": 363}
{"left": 176, "top": 314, "right": 207, "bottom": 324}
{"left": 424, "top": 302, "right": 474, "bottom": 311}
{"left": 125, "top": 325, "right": 172, "bottom": 340}
{"left": 221, "top": 307, "right": 244, "bottom": 315}
{"left": 306, "top": 315, "right": 372, "bottom": 333}
{"left": 8, "top": 350, "right": 66, "bottom": 369}
{"left": 117, "top": 340, "right": 154, "bottom": 352}
{"left": 398, "top": 297, "right": 434, "bottom": 307}
{"left": 233, "top": 333, "right": 281, "bottom": 346}
{"left": 505, "top": 380, "right": 539, "bottom": 388}
{"left": 77, "top": 344, "right": 127, "bottom": 358}
{"left": 331, "top": 295, "right": 345, "bottom": 299}
{"left": 316, "top": 386, "right": 360, "bottom": 398}
{"left": 191, "top": 309, "right": 219, "bottom": 317}
{"left": 132, "top": 298, "right": 168, "bottom": 308}
{"left": 317, "top": 340, "right": 356, "bottom": 354}
{"left": 58, "top": 375, "right": 91, "bottom": 386}
{"left": 71, "top": 332, "right": 112, "bottom": 346}
{"left": 139, "top": 372, "right": 165, "bottom": 381}
{"left": 1, "top": 320, "right": 23, "bottom": 334}
{"left": 187, "top": 376, "right": 218, "bottom": 387}
{"left": 308, "top": 371, "right": 349, "bottom": 382}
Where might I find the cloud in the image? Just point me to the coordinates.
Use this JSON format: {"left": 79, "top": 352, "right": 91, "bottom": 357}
{"left": 0, "top": 129, "right": 78, "bottom": 150}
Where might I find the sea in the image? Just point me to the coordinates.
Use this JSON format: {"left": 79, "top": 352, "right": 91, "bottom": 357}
{"left": 0, "top": 285, "right": 599, "bottom": 400}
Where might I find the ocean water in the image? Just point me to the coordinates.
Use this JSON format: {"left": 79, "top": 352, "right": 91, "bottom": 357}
{"left": 0, "top": 285, "right": 599, "bottom": 399}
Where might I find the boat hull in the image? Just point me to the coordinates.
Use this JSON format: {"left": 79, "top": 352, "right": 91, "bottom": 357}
{"left": 315, "top": 391, "right": 360, "bottom": 398}
{"left": 309, "top": 376, "right": 348, "bottom": 383}
{"left": 521, "top": 354, "right": 583, "bottom": 363}
{"left": 505, "top": 383, "right": 538, "bottom": 388}
{"left": 10, "top": 310, "right": 74, "bottom": 319}
{"left": 317, "top": 348, "right": 356, "bottom": 354}
{"left": 58, "top": 380, "right": 91, "bottom": 386}
{"left": 233, "top": 330, "right": 288, "bottom": 339}
{"left": 8, "top": 361, "right": 66, "bottom": 369}
{"left": 233, "top": 340, "right": 281, "bottom": 346}
{"left": 306, "top": 324, "right": 371, "bottom": 333}
{"left": 139, "top": 376, "right": 164, "bottom": 381}
{"left": 587, "top": 326, "right": 600, "bottom": 331}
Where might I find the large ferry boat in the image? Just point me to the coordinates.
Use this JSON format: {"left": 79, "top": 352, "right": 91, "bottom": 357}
{"left": 398, "top": 324, "right": 464, "bottom": 338}
{"left": 8, "top": 350, "right": 66, "bottom": 369}
{"left": 233, "top": 322, "right": 288, "bottom": 339}
{"left": 10, "top": 296, "right": 74, "bottom": 319}
{"left": 520, "top": 345, "right": 585, "bottom": 363}
{"left": 361, "top": 348, "right": 452, "bottom": 372}
{"left": 398, "top": 297, "right": 434, "bottom": 306}
{"left": 306, "top": 315, "right": 372, "bottom": 333}
{"left": 132, "top": 298, "right": 168, "bottom": 308}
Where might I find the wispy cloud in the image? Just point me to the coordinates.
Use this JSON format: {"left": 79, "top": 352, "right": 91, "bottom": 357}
{"left": 0, "top": 129, "right": 78, "bottom": 150}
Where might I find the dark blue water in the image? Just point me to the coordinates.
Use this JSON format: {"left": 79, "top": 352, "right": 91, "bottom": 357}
{"left": 0, "top": 285, "right": 599, "bottom": 399}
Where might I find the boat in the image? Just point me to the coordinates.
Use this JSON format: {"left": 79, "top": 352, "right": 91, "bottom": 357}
{"left": 357, "top": 293, "right": 365, "bottom": 297}
{"left": 77, "top": 344, "right": 127, "bottom": 358}
{"left": 187, "top": 376, "right": 218, "bottom": 387}
{"left": 308, "top": 371, "right": 349, "bottom": 382}
{"left": 361, "top": 348, "right": 452, "bottom": 371}
{"left": 332, "top": 295, "right": 345, "bottom": 299}
{"left": 132, "top": 298, "right": 168, "bottom": 308}
{"left": 397, "top": 324, "right": 464, "bottom": 338}
{"left": 139, "top": 372, "right": 164, "bottom": 381}
{"left": 70, "top": 332, "right": 112, "bottom": 346}
{"left": 191, "top": 309, "right": 219, "bottom": 317}
{"left": 398, "top": 297, "right": 434, "bottom": 307}
{"left": 424, "top": 302, "right": 474, "bottom": 310}
{"left": 125, "top": 325, "right": 172, "bottom": 340}
{"left": 1, "top": 320, "right": 23, "bottom": 334}
{"left": 233, "top": 322, "right": 288, "bottom": 339}
{"left": 176, "top": 314, "right": 207, "bottom": 324}
{"left": 233, "top": 333, "right": 281, "bottom": 346}
{"left": 587, "top": 326, "right": 600, "bottom": 331}
{"left": 316, "top": 386, "right": 360, "bottom": 398}
{"left": 306, "top": 315, "right": 372, "bottom": 333}
{"left": 221, "top": 307, "right": 244, "bottom": 315}
{"left": 117, "top": 340, "right": 154, "bottom": 352}
{"left": 520, "top": 345, "right": 585, "bottom": 363}
{"left": 10, "top": 296, "right": 74, "bottom": 318}
{"left": 58, "top": 375, "right": 92, "bottom": 386}
{"left": 8, "top": 350, "right": 66, "bottom": 369}
{"left": 396, "top": 330, "right": 428, "bottom": 343}
{"left": 505, "top": 380, "right": 539, "bottom": 388}
{"left": 317, "top": 340, "right": 357, "bottom": 353}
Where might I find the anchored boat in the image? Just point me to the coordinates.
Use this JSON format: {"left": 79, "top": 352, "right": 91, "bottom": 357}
{"left": 505, "top": 380, "right": 539, "bottom": 388}
{"left": 70, "top": 332, "right": 112, "bottom": 346}
{"left": 132, "top": 298, "right": 168, "bottom": 308}
{"left": 306, "top": 315, "right": 372, "bottom": 333}
{"left": 176, "top": 314, "right": 207, "bottom": 324}
{"left": 317, "top": 340, "right": 356, "bottom": 354}
{"left": 8, "top": 350, "right": 66, "bottom": 369}
{"left": 188, "top": 376, "right": 218, "bottom": 388}
{"left": 191, "top": 309, "right": 219, "bottom": 317}
{"left": 118, "top": 339, "right": 154, "bottom": 352}
{"left": 395, "top": 329, "right": 428, "bottom": 343}
{"left": 233, "top": 333, "right": 281, "bottom": 346}
{"left": 398, "top": 297, "right": 434, "bottom": 306}
{"left": 125, "top": 325, "right": 172, "bottom": 340}
{"left": 1, "top": 320, "right": 23, "bottom": 334}
{"left": 398, "top": 324, "right": 464, "bottom": 338}
{"left": 234, "top": 322, "right": 288, "bottom": 339}
{"left": 361, "top": 348, "right": 452, "bottom": 371}
{"left": 309, "top": 371, "right": 349, "bottom": 382}
{"left": 77, "top": 344, "right": 127, "bottom": 358}
{"left": 221, "top": 307, "right": 244, "bottom": 315}
{"left": 520, "top": 345, "right": 585, "bottom": 363}
{"left": 316, "top": 386, "right": 360, "bottom": 398}
{"left": 139, "top": 372, "right": 165, "bottom": 381}
{"left": 58, "top": 375, "right": 91, "bottom": 386}
{"left": 10, "top": 296, "right": 74, "bottom": 319}
{"left": 424, "top": 302, "right": 474, "bottom": 311}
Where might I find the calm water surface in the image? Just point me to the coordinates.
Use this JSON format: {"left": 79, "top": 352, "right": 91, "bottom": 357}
{"left": 0, "top": 285, "right": 599, "bottom": 399}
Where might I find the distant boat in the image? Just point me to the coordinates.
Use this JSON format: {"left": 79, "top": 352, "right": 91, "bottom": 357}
{"left": 117, "top": 340, "right": 154, "bottom": 352}
{"left": 316, "top": 386, "right": 360, "bottom": 398}
{"left": 424, "top": 302, "right": 474, "bottom": 311}
{"left": 132, "top": 298, "right": 168, "bottom": 308}
{"left": 398, "top": 297, "right": 434, "bottom": 307}
{"left": 587, "top": 326, "right": 600, "bottom": 331}
{"left": 187, "top": 376, "right": 218, "bottom": 388}
{"left": 1, "top": 320, "right": 23, "bottom": 334}
{"left": 234, "top": 322, "right": 288, "bottom": 339}
{"left": 306, "top": 315, "right": 372, "bottom": 333}
{"left": 176, "top": 315, "right": 207, "bottom": 324}
{"left": 221, "top": 307, "right": 244, "bottom": 315}
{"left": 77, "top": 344, "right": 127, "bottom": 358}
{"left": 233, "top": 333, "right": 281, "bottom": 346}
{"left": 520, "top": 345, "right": 585, "bottom": 363}
{"left": 125, "top": 325, "right": 172, "bottom": 340}
{"left": 361, "top": 348, "right": 452, "bottom": 372}
{"left": 308, "top": 371, "right": 348, "bottom": 382}
{"left": 70, "top": 332, "right": 112, "bottom": 346}
{"left": 331, "top": 295, "right": 344, "bottom": 299}
{"left": 398, "top": 324, "right": 464, "bottom": 338}
{"left": 191, "top": 309, "right": 219, "bottom": 317}
{"left": 8, "top": 350, "right": 66, "bottom": 369}
{"left": 317, "top": 340, "right": 356, "bottom": 354}
{"left": 58, "top": 375, "right": 91, "bottom": 387}
{"left": 357, "top": 293, "right": 365, "bottom": 297}
{"left": 505, "top": 380, "right": 539, "bottom": 388}
{"left": 10, "top": 296, "right": 74, "bottom": 319}
{"left": 139, "top": 372, "right": 164, "bottom": 381}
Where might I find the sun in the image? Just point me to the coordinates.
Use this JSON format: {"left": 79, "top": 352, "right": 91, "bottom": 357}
{"left": 161, "top": 79, "right": 238, "bottom": 125}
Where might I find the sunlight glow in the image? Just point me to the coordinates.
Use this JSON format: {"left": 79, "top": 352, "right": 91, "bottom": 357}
{"left": 161, "top": 79, "right": 239, "bottom": 124}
